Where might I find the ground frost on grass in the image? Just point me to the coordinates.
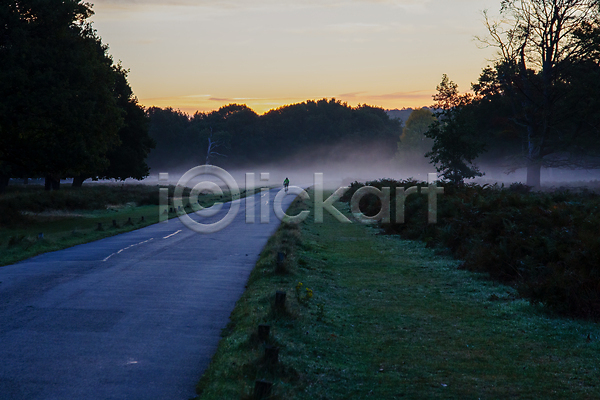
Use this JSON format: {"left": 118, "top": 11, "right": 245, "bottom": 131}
{"left": 195, "top": 193, "right": 600, "bottom": 399}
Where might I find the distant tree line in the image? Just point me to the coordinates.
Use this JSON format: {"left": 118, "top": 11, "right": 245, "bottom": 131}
{"left": 146, "top": 99, "right": 402, "bottom": 171}
{"left": 0, "top": 0, "right": 154, "bottom": 192}
{"left": 394, "top": 107, "right": 436, "bottom": 169}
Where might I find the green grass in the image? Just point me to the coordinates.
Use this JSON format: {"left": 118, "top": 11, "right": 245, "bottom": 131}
{"left": 195, "top": 190, "right": 600, "bottom": 399}
{"left": 0, "top": 183, "right": 259, "bottom": 266}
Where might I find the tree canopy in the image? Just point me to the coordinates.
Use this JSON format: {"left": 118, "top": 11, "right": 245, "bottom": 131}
{"left": 97, "top": 65, "right": 154, "bottom": 183}
{"left": 476, "top": 0, "right": 600, "bottom": 187}
{"left": 0, "top": 0, "right": 152, "bottom": 190}
{"left": 146, "top": 99, "right": 401, "bottom": 170}
{"left": 425, "top": 2, "right": 600, "bottom": 187}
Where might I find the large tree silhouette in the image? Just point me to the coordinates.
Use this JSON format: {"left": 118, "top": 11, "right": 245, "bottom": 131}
{"left": 478, "top": 0, "right": 600, "bottom": 187}
{"left": 0, "top": 1, "right": 150, "bottom": 190}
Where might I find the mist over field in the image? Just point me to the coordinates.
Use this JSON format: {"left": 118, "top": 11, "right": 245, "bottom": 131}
{"left": 143, "top": 155, "right": 600, "bottom": 193}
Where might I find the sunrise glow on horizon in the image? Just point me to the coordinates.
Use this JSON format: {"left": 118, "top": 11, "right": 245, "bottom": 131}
{"left": 91, "top": 0, "right": 501, "bottom": 115}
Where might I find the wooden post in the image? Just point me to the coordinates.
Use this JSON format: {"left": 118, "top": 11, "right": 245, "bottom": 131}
{"left": 112, "top": 219, "right": 118, "bottom": 228}
{"left": 253, "top": 380, "right": 273, "bottom": 399}
{"left": 0, "top": 174, "right": 9, "bottom": 193}
{"left": 264, "top": 345, "right": 279, "bottom": 364}
{"left": 275, "top": 291, "right": 286, "bottom": 309}
{"left": 276, "top": 252, "right": 285, "bottom": 268}
{"left": 141, "top": 216, "right": 145, "bottom": 222}
{"left": 258, "top": 324, "right": 270, "bottom": 342}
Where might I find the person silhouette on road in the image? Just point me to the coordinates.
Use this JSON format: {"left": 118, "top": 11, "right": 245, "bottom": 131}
{"left": 283, "top": 177, "right": 289, "bottom": 192}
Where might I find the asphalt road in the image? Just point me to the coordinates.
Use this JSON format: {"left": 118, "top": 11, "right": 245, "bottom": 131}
{"left": 0, "top": 188, "right": 295, "bottom": 400}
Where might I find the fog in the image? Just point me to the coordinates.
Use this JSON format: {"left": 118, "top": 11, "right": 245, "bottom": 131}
{"left": 143, "top": 143, "right": 600, "bottom": 192}
{"left": 21, "top": 141, "right": 596, "bottom": 191}
{"left": 17, "top": 148, "right": 597, "bottom": 192}
{"left": 473, "top": 165, "right": 600, "bottom": 190}
{"left": 16, "top": 164, "right": 597, "bottom": 193}
{"left": 145, "top": 141, "right": 430, "bottom": 191}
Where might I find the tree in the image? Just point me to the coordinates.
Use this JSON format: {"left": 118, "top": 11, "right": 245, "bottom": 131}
{"left": 0, "top": 0, "right": 126, "bottom": 190}
{"left": 77, "top": 65, "right": 155, "bottom": 185}
{"left": 258, "top": 99, "right": 400, "bottom": 164}
{"left": 146, "top": 107, "right": 195, "bottom": 171}
{"left": 469, "top": 67, "right": 523, "bottom": 168}
{"left": 103, "top": 66, "right": 154, "bottom": 181}
{"left": 202, "top": 127, "right": 228, "bottom": 165}
{"left": 190, "top": 104, "right": 253, "bottom": 166}
{"left": 395, "top": 107, "right": 436, "bottom": 166}
{"left": 425, "top": 75, "right": 485, "bottom": 184}
{"left": 478, "top": 0, "right": 600, "bottom": 187}
{"left": 145, "top": 100, "right": 401, "bottom": 169}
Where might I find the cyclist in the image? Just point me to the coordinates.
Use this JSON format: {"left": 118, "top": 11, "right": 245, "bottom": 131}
{"left": 283, "top": 177, "right": 289, "bottom": 192}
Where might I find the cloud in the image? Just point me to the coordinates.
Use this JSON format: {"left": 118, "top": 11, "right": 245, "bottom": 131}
{"left": 139, "top": 94, "right": 322, "bottom": 115}
{"left": 207, "top": 97, "right": 273, "bottom": 103}
{"left": 286, "top": 21, "right": 414, "bottom": 39}
{"left": 337, "top": 91, "right": 370, "bottom": 99}
{"left": 369, "top": 90, "right": 431, "bottom": 100}
{"left": 327, "top": 22, "right": 390, "bottom": 34}
{"left": 93, "top": 0, "right": 432, "bottom": 9}
{"left": 337, "top": 90, "right": 431, "bottom": 101}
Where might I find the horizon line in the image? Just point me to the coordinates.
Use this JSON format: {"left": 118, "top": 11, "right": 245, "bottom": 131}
{"left": 138, "top": 96, "right": 432, "bottom": 116}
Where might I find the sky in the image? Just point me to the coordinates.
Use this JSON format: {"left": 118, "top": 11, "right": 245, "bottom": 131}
{"left": 91, "top": 0, "right": 501, "bottom": 115}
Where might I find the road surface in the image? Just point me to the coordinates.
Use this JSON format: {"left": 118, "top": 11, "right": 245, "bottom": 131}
{"left": 0, "top": 188, "right": 295, "bottom": 400}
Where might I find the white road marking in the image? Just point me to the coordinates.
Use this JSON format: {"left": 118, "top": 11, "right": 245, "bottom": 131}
{"left": 163, "top": 230, "right": 182, "bottom": 239}
{"left": 102, "top": 238, "right": 154, "bottom": 262}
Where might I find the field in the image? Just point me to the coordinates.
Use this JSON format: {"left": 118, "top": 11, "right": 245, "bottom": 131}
{"left": 0, "top": 183, "right": 246, "bottom": 266}
{"left": 195, "top": 189, "right": 600, "bottom": 399}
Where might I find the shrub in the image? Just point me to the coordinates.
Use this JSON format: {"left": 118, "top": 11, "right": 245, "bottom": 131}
{"left": 343, "top": 179, "right": 600, "bottom": 320}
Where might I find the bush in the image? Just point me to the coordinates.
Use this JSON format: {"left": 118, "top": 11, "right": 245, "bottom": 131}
{"left": 343, "top": 179, "right": 600, "bottom": 320}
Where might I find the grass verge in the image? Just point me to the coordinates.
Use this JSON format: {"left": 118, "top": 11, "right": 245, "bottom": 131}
{"left": 0, "top": 183, "right": 259, "bottom": 267}
{"left": 195, "top": 189, "right": 600, "bottom": 399}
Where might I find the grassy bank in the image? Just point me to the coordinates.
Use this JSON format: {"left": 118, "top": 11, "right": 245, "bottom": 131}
{"left": 0, "top": 183, "right": 251, "bottom": 266}
{"left": 341, "top": 179, "right": 600, "bottom": 320}
{"left": 195, "top": 190, "right": 600, "bottom": 399}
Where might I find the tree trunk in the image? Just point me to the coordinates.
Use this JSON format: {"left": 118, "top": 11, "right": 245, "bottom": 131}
{"left": 45, "top": 175, "right": 52, "bottom": 191}
{"left": 526, "top": 162, "right": 541, "bottom": 189}
{"left": 72, "top": 175, "right": 87, "bottom": 187}
{"left": 0, "top": 175, "right": 9, "bottom": 193}
{"left": 45, "top": 175, "right": 61, "bottom": 191}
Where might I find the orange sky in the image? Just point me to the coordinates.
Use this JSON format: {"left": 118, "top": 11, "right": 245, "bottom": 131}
{"left": 92, "top": 0, "right": 500, "bottom": 115}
